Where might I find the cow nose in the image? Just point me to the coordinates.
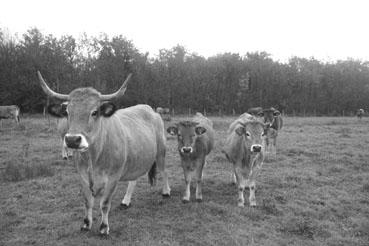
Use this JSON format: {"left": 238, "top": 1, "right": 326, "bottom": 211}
{"left": 65, "top": 135, "right": 82, "bottom": 149}
{"left": 252, "top": 145, "right": 262, "bottom": 153}
{"left": 181, "top": 147, "right": 193, "bottom": 153}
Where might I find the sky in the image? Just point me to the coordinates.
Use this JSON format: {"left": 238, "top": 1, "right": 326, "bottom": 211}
{"left": 0, "top": 0, "right": 368, "bottom": 62}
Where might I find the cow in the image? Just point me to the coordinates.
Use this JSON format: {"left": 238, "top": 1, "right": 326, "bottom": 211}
{"left": 257, "top": 107, "right": 283, "bottom": 155}
{"left": 156, "top": 107, "right": 171, "bottom": 121}
{"left": 357, "top": 108, "right": 364, "bottom": 120}
{"left": 47, "top": 103, "right": 72, "bottom": 160}
{"left": 167, "top": 113, "right": 214, "bottom": 203}
{"left": 0, "top": 105, "right": 20, "bottom": 125}
{"left": 247, "top": 107, "right": 263, "bottom": 116}
{"left": 37, "top": 71, "right": 171, "bottom": 236}
{"left": 222, "top": 113, "right": 267, "bottom": 207}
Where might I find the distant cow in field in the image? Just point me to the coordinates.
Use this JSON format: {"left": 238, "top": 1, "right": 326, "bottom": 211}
{"left": 47, "top": 103, "right": 72, "bottom": 160}
{"left": 258, "top": 107, "right": 283, "bottom": 155}
{"left": 357, "top": 109, "right": 364, "bottom": 120}
{"left": 222, "top": 113, "right": 267, "bottom": 207}
{"left": 167, "top": 113, "right": 214, "bottom": 202}
{"left": 247, "top": 107, "right": 263, "bottom": 116}
{"left": 156, "top": 107, "right": 171, "bottom": 121}
{"left": 0, "top": 105, "right": 20, "bottom": 125}
{"left": 38, "top": 71, "right": 171, "bottom": 236}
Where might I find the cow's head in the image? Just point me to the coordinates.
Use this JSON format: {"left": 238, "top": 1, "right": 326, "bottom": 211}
{"left": 38, "top": 71, "right": 131, "bottom": 151}
{"left": 235, "top": 121, "right": 267, "bottom": 153}
{"left": 167, "top": 121, "right": 206, "bottom": 155}
{"left": 258, "top": 107, "right": 280, "bottom": 127}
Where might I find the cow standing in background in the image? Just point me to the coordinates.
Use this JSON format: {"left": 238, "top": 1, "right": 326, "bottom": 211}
{"left": 47, "top": 103, "right": 72, "bottom": 160}
{"left": 38, "top": 71, "right": 171, "bottom": 236}
{"left": 167, "top": 113, "right": 214, "bottom": 202}
{"left": 156, "top": 107, "right": 171, "bottom": 121}
{"left": 222, "top": 113, "right": 267, "bottom": 207}
{"left": 0, "top": 105, "right": 20, "bottom": 126}
{"left": 247, "top": 107, "right": 263, "bottom": 116}
{"left": 357, "top": 109, "right": 364, "bottom": 120}
{"left": 258, "top": 107, "right": 283, "bottom": 155}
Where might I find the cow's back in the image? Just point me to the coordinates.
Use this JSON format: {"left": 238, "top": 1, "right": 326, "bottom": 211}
{"left": 193, "top": 113, "right": 214, "bottom": 155}
{"left": 0, "top": 105, "right": 19, "bottom": 118}
{"left": 112, "top": 104, "right": 164, "bottom": 180}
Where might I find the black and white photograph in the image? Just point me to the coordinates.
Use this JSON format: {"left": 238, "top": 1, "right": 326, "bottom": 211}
{"left": 0, "top": 0, "right": 368, "bottom": 245}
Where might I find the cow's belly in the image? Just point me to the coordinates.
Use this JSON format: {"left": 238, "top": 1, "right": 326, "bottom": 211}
{"left": 120, "top": 151, "right": 157, "bottom": 181}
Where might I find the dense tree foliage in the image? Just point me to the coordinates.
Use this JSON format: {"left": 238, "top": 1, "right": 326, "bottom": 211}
{"left": 1, "top": 28, "right": 369, "bottom": 115}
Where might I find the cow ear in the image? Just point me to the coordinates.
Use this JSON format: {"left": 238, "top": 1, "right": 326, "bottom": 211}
{"left": 47, "top": 103, "right": 67, "bottom": 118}
{"left": 195, "top": 126, "right": 206, "bottom": 135}
{"left": 273, "top": 110, "right": 281, "bottom": 116}
{"left": 99, "top": 102, "right": 117, "bottom": 117}
{"left": 235, "top": 126, "right": 245, "bottom": 136}
{"left": 167, "top": 126, "right": 178, "bottom": 135}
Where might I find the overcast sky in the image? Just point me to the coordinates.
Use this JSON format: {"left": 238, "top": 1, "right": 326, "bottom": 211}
{"left": 1, "top": 0, "right": 368, "bottom": 62}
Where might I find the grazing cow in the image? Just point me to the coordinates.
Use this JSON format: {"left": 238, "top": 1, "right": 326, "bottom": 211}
{"left": 0, "top": 105, "right": 20, "bottom": 125}
{"left": 38, "top": 71, "right": 171, "bottom": 236}
{"left": 258, "top": 107, "right": 283, "bottom": 155}
{"left": 222, "top": 113, "right": 267, "bottom": 207}
{"left": 47, "top": 103, "right": 72, "bottom": 159}
{"left": 156, "top": 107, "right": 171, "bottom": 121}
{"left": 357, "top": 108, "right": 364, "bottom": 120}
{"left": 167, "top": 113, "right": 214, "bottom": 202}
{"left": 247, "top": 107, "right": 263, "bottom": 116}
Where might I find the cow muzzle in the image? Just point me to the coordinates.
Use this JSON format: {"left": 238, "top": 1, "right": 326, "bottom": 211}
{"left": 64, "top": 133, "right": 89, "bottom": 151}
{"left": 251, "top": 144, "right": 262, "bottom": 153}
{"left": 181, "top": 146, "right": 193, "bottom": 154}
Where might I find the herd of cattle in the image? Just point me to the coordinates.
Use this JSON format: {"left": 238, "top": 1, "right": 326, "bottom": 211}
{"left": 0, "top": 71, "right": 363, "bottom": 236}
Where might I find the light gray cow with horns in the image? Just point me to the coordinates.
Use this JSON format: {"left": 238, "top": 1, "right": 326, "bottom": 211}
{"left": 37, "top": 71, "right": 170, "bottom": 236}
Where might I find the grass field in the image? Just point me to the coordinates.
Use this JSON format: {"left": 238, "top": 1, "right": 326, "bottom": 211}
{"left": 1, "top": 115, "right": 369, "bottom": 246}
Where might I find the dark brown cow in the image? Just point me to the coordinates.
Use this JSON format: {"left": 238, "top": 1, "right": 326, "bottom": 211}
{"left": 167, "top": 113, "right": 214, "bottom": 202}
{"left": 258, "top": 107, "right": 283, "bottom": 155}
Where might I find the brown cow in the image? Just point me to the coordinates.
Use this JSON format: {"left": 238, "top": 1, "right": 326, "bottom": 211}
{"left": 0, "top": 105, "right": 20, "bottom": 125}
{"left": 156, "top": 107, "right": 171, "bottom": 121}
{"left": 167, "top": 113, "right": 214, "bottom": 202}
{"left": 222, "top": 113, "right": 267, "bottom": 207}
{"left": 258, "top": 107, "right": 283, "bottom": 155}
{"left": 38, "top": 71, "right": 170, "bottom": 236}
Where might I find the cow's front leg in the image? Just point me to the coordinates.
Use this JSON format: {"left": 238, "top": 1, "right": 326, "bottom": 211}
{"left": 121, "top": 180, "right": 136, "bottom": 208}
{"left": 195, "top": 159, "right": 205, "bottom": 202}
{"left": 234, "top": 167, "right": 247, "bottom": 207}
{"left": 81, "top": 184, "right": 94, "bottom": 231}
{"left": 248, "top": 180, "right": 257, "bottom": 207}
{"left": 182, "top": 167, "right": 192, "bottom": 203}
{"left": 99, "top": 181, "right": 118, "bottom": 236}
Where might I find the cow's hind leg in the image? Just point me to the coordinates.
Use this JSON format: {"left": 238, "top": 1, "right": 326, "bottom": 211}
{"left": 195, "top": 158, "right": 205, "bottom": 202}
{"left": 81, "top": 185, "right": 94, "bottom": 231}
{"left": 99, "top": 181, "right": 118, "bottom": 236}
{"left": 156, "top": 149, "right": 171, "bottom": 197}
{"left": 121, "top": 180, "right": 136, "bottom": 208}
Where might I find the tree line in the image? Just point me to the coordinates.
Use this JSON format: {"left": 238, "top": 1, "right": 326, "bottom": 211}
{"left": 1, "top": 27, "right": 369, "bottom": 116}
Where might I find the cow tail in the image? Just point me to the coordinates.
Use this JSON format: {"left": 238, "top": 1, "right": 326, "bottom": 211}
{"left": 148, "top": 162, "right": 157, "bottom": 186}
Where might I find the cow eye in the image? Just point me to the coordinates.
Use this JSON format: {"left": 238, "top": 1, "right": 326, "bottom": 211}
{"left": 91, "top": 110, "right": 98, "bottom": 117}
{"left": 246, "top": 132, "right": 251, "bottom": 137}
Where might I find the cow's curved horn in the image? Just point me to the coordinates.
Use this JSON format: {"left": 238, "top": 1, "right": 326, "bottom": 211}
{"left": 100, "top": 73, "right": 132, "bottom": 101}
{"left": 37, "top": 71, "right": 69, "bottom": 100}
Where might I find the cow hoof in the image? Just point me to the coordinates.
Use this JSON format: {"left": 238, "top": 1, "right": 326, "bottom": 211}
{"left": 119, "top": 203, "right": 131, "bottom": 209}
{"left": 250, "top": 203, "right": 257, "bottom": 208}
{"left": 196, "top": 198, "right": 203, "bottom": 203}
{"left": 80, "top": 226, "right": 90, "bottom": 232}
{"left": 237, "top": 203, "right": 245, "bottom": 208}
{"left": 80, "top": 218, "right": 90, "bottom": 231}
{"left": 99, "top": 223, "right": 109, "bottom": 236}
{"left": 182, "top": 199, "right": 190, "bottom": 204}
{"left": 162, "top": 193, "right": 171, "bottom": 198}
